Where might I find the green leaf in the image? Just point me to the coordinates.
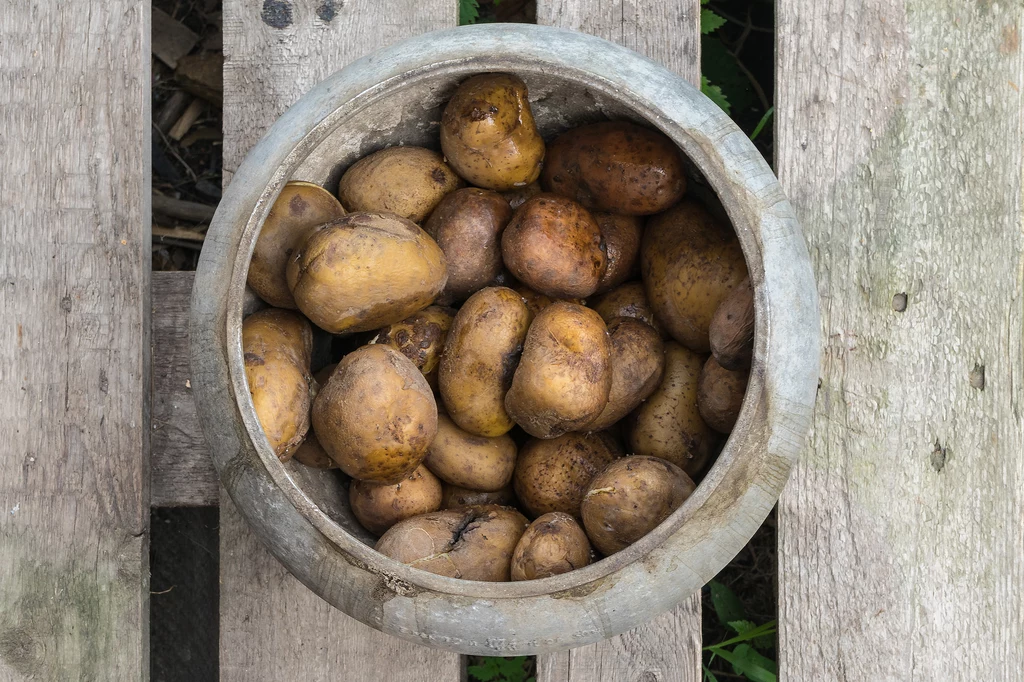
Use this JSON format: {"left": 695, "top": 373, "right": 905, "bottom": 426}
{"left": 459, "top": 0, "right": 480, "bottom": 25}
{"left": 713, "top": 645, "right": 777, "bottom": 682}
{"left": 467, "top": 658, "right": 501, "bottom": 682}
{"left": 750, "top": 106, "right": 774, "bottom": 141}
{"left": 702, "top": 37, "right": 754, "bottom": 115}
{"left": 701, "top": 9, "right": 727, "bottom": 34}
{"left": 703, "top": 665, "right": 720, "bottom": 682}
{"left": 701, "top": 77, "right": 731, "bottom": 114}
{"left": 708, "top": 580, "right": 745, "bottom": 624}
{"left": 728, "top": 619, "right": 757, "bottom": 635}
{"left": 705, "top": 620, "right": 776, "bottom": 651}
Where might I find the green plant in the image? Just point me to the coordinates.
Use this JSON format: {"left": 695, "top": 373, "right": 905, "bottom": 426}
{"left": 703, "top": 580, "right": 778, "bottom": 682}
{"left": 460, "top": 0, "right": 481, "bottom": 25}
{"left": 467, "top": 655, "right": 535, "bottom": 682}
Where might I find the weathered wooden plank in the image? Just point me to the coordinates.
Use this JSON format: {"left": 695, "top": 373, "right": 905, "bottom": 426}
{"left": 777, "top": 1, "right": 1024, "bottom": 679}
{"left": 0, "top": 2, "right": 151, "bottom": 679}
{"left": 535, "top": 1, "right": 702, "bottom": 679}
{"left": 218, "top": 1, "right": 461, "bottom": 679}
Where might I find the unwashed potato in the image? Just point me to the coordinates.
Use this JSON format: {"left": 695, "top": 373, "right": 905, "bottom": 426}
{"left": 514, "top": 285, "right": 585, "bottom": 324}
{"left": 541, "top": 121, "right": 686, "bottom": 215}
{"left": 501, "top": 181, "right": 542, "bottom": 210}
{"left": 440, "top": 483, "right": 516, "bottom": 509}
{"left": 501, "top": 194, "right": 607, "bottom": 299}
{"left": 512, "top": 432, "right": 622, "bottom": 519}
{"left": 584, "top": 317, "right": 665, "bottom": 431}
{"left": 438, "top": 287, "right": 530, "bottom": 437}
{"left": 697, "top": 356, "right": 749, "bottom": 434}
{"left": 593, "top": 212, "right": 643, "bottom": 294}
{"left": 375, "top": 505, "right": 528, "bottom": 581}
{"left": 349, "top": 464, "right": 443, "bottom": 535}
{"left": 248, "top": 182, "right": 346, "bottom": 309}
{"left": 440, "top": 73, "right": 545, "bottom": 191}
{"left": 292, "top": 363, "right": 339, "bottom": 468}
{"left": 505, "top": 302, "right": 612, "bottom": 439}
{"left": 629, "top": 342, "right": 716, "bottom": 477}
{"left": 511, "top": 512, "right": 592, "bottom": 581}
{"left": 424, "top": 412, "right": 517, "bottom": 491}
{"left": 337, "top": 146, "right": 462, "bottom": 223}
{"left": 642, "top": 201, "right": 748, "bottom": 352}
{"left": 581, "top": 455, "right": 695, "bottom": 556}
{"left": 287, "top": 212, "right": 447, "bottom": 334}
{"left": 369, "top": 306, "right": 455, "bottom": 391}
{"left": 589, "top": 281, "right": 668, "bottom": 339}
{"left": 423, "top": 188, "right": 513, "bottom": 300}
{"left": 242, "top": 309, "right": 313, "bottom": 461}
{"left": 709, "top": 276, "right": 755, "bottom": 370}
{"left": 312, "top": 345, "right": 437, "bottom": 483}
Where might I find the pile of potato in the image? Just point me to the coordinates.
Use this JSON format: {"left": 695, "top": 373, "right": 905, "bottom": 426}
{"left": 242, "top": 73, "right": 755, "bottom": 583}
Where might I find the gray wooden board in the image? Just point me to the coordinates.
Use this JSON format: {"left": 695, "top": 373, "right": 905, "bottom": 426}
{"left": 0, "top": 1, "right": 151, "bottom": 679}
{"left": 776, "top": 0, "right": 1024, "bottom": 679}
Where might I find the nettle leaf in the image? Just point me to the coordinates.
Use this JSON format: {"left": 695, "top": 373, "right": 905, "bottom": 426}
{"left": 467, "top": 658, "right": 501, "bottom": 682}
{"left": 459, "top": 0, "right": 480, "bottom": 25}
{"left": 728, "top": 619, "right": 757, "bottom": 636}
{"left": 708, "top": 580, "right": 744, "bottom": 624}
{"left": 719, "top": 644, "right": 778, "bottom": 682}
{"left": 700, "top": 77, "right": 731, "bottom": 114}
{"left": 701, "top": 9, "right": 727, "bottom": 34}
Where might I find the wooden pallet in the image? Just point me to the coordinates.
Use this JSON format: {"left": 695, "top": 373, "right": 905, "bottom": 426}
{"left": 2, "top": 0, "right": 1022, "bottom": 679}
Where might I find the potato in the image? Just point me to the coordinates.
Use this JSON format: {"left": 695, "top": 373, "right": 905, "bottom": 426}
{"left": 423, "top": 188, "right": 513, "bottom": 300}
{"left": 505, "top": 302, "right": 612, "bottom": 439}
{"left": 511, "top": 512, "right": 592, "bottom": 580}
{"left": 337, "top": 147, "right": 461, "bottom": 223}
{"left": 593, "top": 212, "right": 642, "bottom": 294}
{"left": 589, "top": 281, "right": 667, "bottom": 339}
{"left": 629, "top": 342, "right": 716, "bottom": 477}
{"left": 501, "top": 194, "right": 607, "bottom": 299}
{"left": 312, "top": 345, "right": 437, "bottom": 483}
{"left": 242, "top": 309, "right": 314, "bottom": 461}
{"left": 369, "top": 306, "right": 455, "bottom": 391}
{"left": 642, "top": 201, "right": 748, "bottom": 352}
{"left": 584, "top": 317, "right": 665, "bottom": 431}
{"left": 425, "top": 412, "right": 517, "bottom": 491}
{"left": 440, "top": 483, "right": 516, "bottom": 510}
{"left": 440, "top": 73, "right": 545, "bottom": 191}
{"left": 292, "top": 364, "right": 339, "bottom": 468}
{"left": 709, "top": 276, "right": 755, "bottom": 370}
{"left": 512, "top": 432, "right": 622, "bottom": 519}
{"left": 438, "top": 287, "right": 530, "bottom": 437}
{"left": 350, "top": 464, "right": 443, "bottom": 535}
{"left": 287, "top": 212, "right": 447, "bottom": 334}
{"left": 501, "top": 181, "right": 542, "bottom": 210}
{"left": 514, "top": 285, "right": 585, "bottom": 324}
{"left": 248, "top": 182, "right": 346, "bottom": 309}
{"left": 541, "top": 121, "right": 686, "bottom": 215}
{"left": 375, "top": 505, "right": 528, "bottom": 581}
{"left": 697, "top": 356, "right": 749, "bottom": 434}
{"left": 581, "top": 455, "right": 695, "bottom": 556}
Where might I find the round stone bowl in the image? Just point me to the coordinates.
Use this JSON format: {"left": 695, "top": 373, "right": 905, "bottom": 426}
{"left": 191, "top": 23, "right": 819, "bottom": 656}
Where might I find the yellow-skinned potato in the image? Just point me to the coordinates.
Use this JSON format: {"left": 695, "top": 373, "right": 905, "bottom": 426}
{"left": 697, "top": 356, "right": 749, "bottom": 434}
{"left": 511, "top": 512, "right": 592, "bottom": 581}
{"left": 286, "top": 212, "right": 447, "bottom": 334}
{"left": 312, "top": 345, "right": 437, "bottom": 483}
{"left": 593, "top": 212, "right": 643, "bottom": 294}
{"left": 425, "top": 412, "right": 517, "bottom": 491}
{"left": 642, "top": 201, "right": 748, "bottom": 352}
{"left": 349, "top": 464, "right": 443, "bottom": 536}
{"left": 629, "top": 342, "right": 716, "bottom": 477}
{"left": 369, "top": 306, "right": 455, "bottom": 391}
{"left": 248, "top": 182, "right": 346, "bottom": 309}
{"left": 440, "top": 73, "right": 545, "bottom": 191}
{"left": 439, "top": 483, "right": 517, "bottom": 509}
{"left": 514, "top": 285, "right": 585, "bottom": 325}
{"left": 293, "top": 364, "right": 338, "bottom": 468}
{"left": 589, "top": 281, "right": 668, "bottom": 339}
{"left": 505, "top": 302, "right": 612, "bottom": 439}
{"left": 584, "top": 317, "right": 665, "bottom": 431}
{"left": 375, "top": 505, "right": 528, "bottom": 581}
{"left": 337, "top": 146, "right": 462, "bottom": 223}
{"left": 513, "top": 432, "right": 622, "bottom": 519}
{"left": 541, "top": 121, "right": 686, "bottom": 215}
{"left": 438, "top": 287, "right": 530, "bottom": 437}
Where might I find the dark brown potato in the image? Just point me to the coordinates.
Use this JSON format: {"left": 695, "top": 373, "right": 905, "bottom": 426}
{"left": 512, "top": 432, "right": 622, "bottom": 520}
{"left": 440, "top": 73, "right": 545, "bottom": 191}
{"left": 375, "top": 505, "right": 528, "bottom": 581}
{"left": 424, "top": 412, "right": 517, "bottom": 491}
{"left": 350, "top": 464, "right": 443, "bottom": 535}
{"left": 337, "top": 146, "right": 462, "bottom": 223}
{"left": 593, "top": 212, "right": 643, "bottom": 294}
{"left": 248, "top": 182, "right": 346, "bottom": 309}
{"left": 584, "top": 317, "right": 665, "bottom": 431}
{"left": 511, "top": 512, "right": 592, "bottom": 581}
{"left": 440, "top": 483, "right": 517, "bottom": 509}
{"left": 642, "top": 201, "right": 748, "bottom": 352}
{"left": 501, "top": 194, "right": 607, "bottom": 299}
{"left": 423, "top": 188, "right": 513, "bottom": 300}
{"left": 312, "top": 345, "right": 437, "bottom": 483}
{"left": 287, "top": 212, "right": 447, "bottom": 334}
{"left": 709, "top": 276, "right": 755, "bottom": 370}
{"left": 501, "top": 181, "right": 542, "bottom": 210}
{"left": 506, "top": 302, "right": 612, "bottom": 439}
{"left": 541, "top": 121, "right": 686, "bottom": 215}
{"left": 369, "top": 306, "right": 455, "bottom": 391}
{"left": 589, "top": 281, "right": 668, "bottom": 339}
{"left": 581, "top": 455, "right": 695, "bottom": 556}
{"left": 697, "top": 356, "right": 749, "bottom": 434}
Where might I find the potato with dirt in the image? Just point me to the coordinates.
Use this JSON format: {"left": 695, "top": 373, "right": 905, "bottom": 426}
{"left": 286, "top": 212, "right": 447, "bottom": 334}
{"left": 589, "top": 281, "right": 667, "bottom": 339}
{"left": 501, "top": 181, "right": 542, "bottom": 210}
{"left": 440, "top": 73, "right": 545, "bottom": 191}
{"left": 505, "top": 302, "right": 612, "bottom": 439}
{"left": 337, "top": 146, "right": 462, "bottom": 223}
{"left": 349, "top": 464, "right": 443, "bottom": 535}
{"left": 375, "top": 505, "right": 529, "bottom": 581}
{"left": 581, "top": 455, "right": 695, "bottom": 556}
{"left": 514, "top": 285, "right": 585, "bottom": 324}
{"left": 642, "top": 201, "right": 748, "bottom": 352}
{"left": 312, "top": 345, "right": 437, "bottom": 483}
{"left": 369, "top": 306, "right": 455, "bottom": 391}
{"left": 584, "top": 317, "right": 665, "bottom": 431}
{"left": 440, "top": 483, "right": 517, "bottom": 510}
{"left": 541, "top": 121, "right": 686, "bottom": 215}
{"left": 292, "top": 363, "right": 338, "bottom": 468}
{"left": 424, "top": 412, "right": 517, "bottom": 491}
{"left": 512, "top": 432, "right": 622, "bottom": 519}
{"left": 511, "top": 512, "right": 592, "bottom": 581}
{"left": 697, "top": 356, "right": 749, "bottom": 434}
{"left": 709, "top": 276, "right": 755, "bottom": 370}
{"left": 593, "top": 212, "right": 643, "bottom": 294}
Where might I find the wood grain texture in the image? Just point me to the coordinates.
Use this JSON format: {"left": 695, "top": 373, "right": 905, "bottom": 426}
{"left": 0, "top": 1, "right": 150, "bottom": 679}
{"left": 777, "top": 1, "right": 1024, "bottom": 679}
{"left": 219, "top": 1, "right": 461, "bottom": 679}
{"left": 535, "top": 1, "right": 701, "bottom": 679}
